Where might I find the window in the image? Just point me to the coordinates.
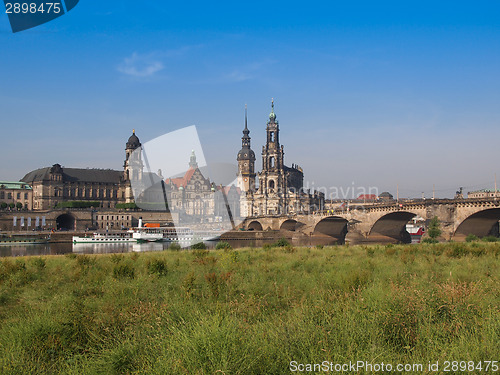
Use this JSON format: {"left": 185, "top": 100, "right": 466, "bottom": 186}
{"left": 270, "top": 157, "right": 275, "bottom": 168}
{"left": 0, "top": 192, "right": 4, "bottom": 199}
{"left": 24, "top": 193, "right": 28, "bottom": 199}
{"left": 17, "top": 193, "right": 21, "bottom": 199}
{"left": 269, "top": 180, "right": 275, "bottom": 189}
{"left": 270, "top": 132, "right": 274, "bottom": 142}
{"left": 8, "top": 193, "right": 12, "bottom": 199}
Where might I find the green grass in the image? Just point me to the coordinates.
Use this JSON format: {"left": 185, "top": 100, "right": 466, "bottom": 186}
{"left": 0, "top": 243, "right": 499, "bottom": 374}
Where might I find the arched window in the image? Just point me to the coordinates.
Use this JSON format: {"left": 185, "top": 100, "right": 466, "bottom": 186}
{"left": 269, "top": 180, "right": 275, "bottom": 190}
{"left": 270, "top": 132, "right": 274, "bottom": 142}
{"left": 270, "top": 157, "right": 275, "bottom": 168}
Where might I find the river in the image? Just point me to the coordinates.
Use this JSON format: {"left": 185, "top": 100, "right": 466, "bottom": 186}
{"left": 0, "top": 237, "right": 340, "bottom": 258}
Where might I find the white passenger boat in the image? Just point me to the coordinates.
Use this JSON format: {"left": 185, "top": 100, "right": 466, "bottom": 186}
{"left": 72, "top": 232, "right": 135, "bottom": 244}
{"left": 131, "top": 226, "right": 221, "bottom": 243}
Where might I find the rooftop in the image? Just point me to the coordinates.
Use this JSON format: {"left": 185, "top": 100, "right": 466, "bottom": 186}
{"left": 20, "top": 166, "right": 123, "bottom": 184}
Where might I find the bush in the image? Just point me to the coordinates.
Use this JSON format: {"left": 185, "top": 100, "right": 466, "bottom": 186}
{"left": 427, "top": 216, "right": 442, "bottom": 240}
{"left": 482, "top": 236, "right": 499, "bottom": 242}
{"left": 16, "top": 202, "right": 23, "bottom": 210}
{"left": 56, "top": 201, "right": 100, "bottom": 209}
{"left": 113, "top": 263, "right": 135, "bottom": 279}
{"left": 0, "top": 202, "right": 7, "bottom": 210}
{"left": 169, "top": 242, "right": 181, "bottom": 250}
{"left": 272, "top": 238, "right": 290, "bottom": 248}
{"left": 191, "top": 242, "right": 207, "bottom": 250}
{"left": 215, "top": 241, "right": 232, "bottom": 250}
{"left": 466, "top": 234, "right": 479, "bottom": 242}
{"left": 147, "top": 258, "right": 168, "bottom": 276}
{"left": 115, "top": 203, "right": 139, "bottom": 209}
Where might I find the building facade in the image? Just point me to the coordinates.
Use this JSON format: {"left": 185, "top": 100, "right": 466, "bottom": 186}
{"left": 0, "top": 181, "right": 33, "bottom": 210}
{"left": 468, "top": 189, "right": 500, "bottom": 199}
{"left": 164, "top": 151, "right": 241, "bottom": 223}
{"left": 237, "top": 100, "right": 324, "bottom": 216}
{"left": 20, "top": 131, "right": 142, "bottom": 210}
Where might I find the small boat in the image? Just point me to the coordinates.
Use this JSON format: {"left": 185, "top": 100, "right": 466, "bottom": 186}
{"left": 72, "top": 232, "right": 135, "bottom": 244}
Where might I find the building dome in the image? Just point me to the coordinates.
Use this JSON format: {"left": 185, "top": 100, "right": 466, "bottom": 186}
{"left": 237, "top": 148, "right": 255, "bottom": 161}
{"left": 379, "top": 191, "right": 394, "bottom": 201}
{"left": 126, "top": 130, "right": 141, "bottom": 149}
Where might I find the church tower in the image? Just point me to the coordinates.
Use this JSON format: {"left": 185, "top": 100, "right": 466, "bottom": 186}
{"left": 189, "top": 150, "right": 198, "bottom": 169}
{"left": 237, "top": 105, "right": 256, "bottom": 192}
{"left": 124, "top": 129, "right": 143, "bottom": 182}
{"left": 259, "top": 99, "right": 285, "bottom": 195}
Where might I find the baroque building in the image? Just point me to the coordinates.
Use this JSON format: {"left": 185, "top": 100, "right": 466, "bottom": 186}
{"left": 20, "top": 131, "right": 143, "bottom": 210}
{"left": 238, "top": 100, "right": 324, "bottom": 216}
{"left": 164, "top": 151, "right": 241, "bottom": 223}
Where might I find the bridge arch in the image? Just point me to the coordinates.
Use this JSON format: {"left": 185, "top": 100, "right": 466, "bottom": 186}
{"left": 313, "top": 216, "right": 348, "bottom": 244}
{"left": 369, "top": 211, "right": 416, "bottom": 244}
{"left": 247, "top": 220, "right": 263, "bottom": 231}
{"left": 56, "top": 213, "right": 76, "bottom": 231}
{"left": 454, "top": 208, "right": 500, "bottom": 239}
{"left": 280, "top": 219, "right": 304, "bottom": 232}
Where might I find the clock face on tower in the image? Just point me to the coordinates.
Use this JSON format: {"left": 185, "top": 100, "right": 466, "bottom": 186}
{"left": 244, "top": 178, "right": 248, "bottom": 182}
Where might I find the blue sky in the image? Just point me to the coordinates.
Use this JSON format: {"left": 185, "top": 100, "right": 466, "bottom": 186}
{"left": 1, "top": 1, "right": 499, "bottom": 198}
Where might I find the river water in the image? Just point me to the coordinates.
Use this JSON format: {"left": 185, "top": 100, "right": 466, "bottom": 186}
{"left": 0, "top": 237, "right": 340, "bottom": 258}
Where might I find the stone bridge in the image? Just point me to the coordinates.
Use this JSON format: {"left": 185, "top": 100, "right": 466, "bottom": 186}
{"left": 240, "top": 199, "right": 500, "bottom": 244}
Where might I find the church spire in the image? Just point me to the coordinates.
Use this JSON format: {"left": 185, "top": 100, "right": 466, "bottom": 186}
{"left": 243, "top": 104, "right": 249, "bottom": 135}
{"left": 268, "top": 97, "right": 277, "bottom": 123}
{"left": 241, "top": 104, "right": 251, "bottom": 146}
{"left": 245, "top": 104, "right": 248, "bottom": 128}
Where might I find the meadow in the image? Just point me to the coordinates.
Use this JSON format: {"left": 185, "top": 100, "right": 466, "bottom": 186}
{"left": 0, "top": 241, "right": 498, "bottom": 374}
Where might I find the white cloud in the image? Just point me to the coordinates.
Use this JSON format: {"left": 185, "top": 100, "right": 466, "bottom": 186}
{"left": 218, "top": 60, "right": 276, "bottom": 83}
{"left": 117, "top": 52, "right": 164, "bottom": 78}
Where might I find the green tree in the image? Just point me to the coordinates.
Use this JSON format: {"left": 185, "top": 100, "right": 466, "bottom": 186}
{"left": 0, "top": 202, "right": 7, "bottom": 210}
{"left": 427, "top": 216, "right": 441, "bottom": 240}
{"left": 8, "top": 203, "right": 15, "bottom": 210}
{"left": 16, "top": 202, "right": 23, "bottom": 210}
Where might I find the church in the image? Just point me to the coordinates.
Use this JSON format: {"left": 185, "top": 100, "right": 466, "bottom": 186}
{"left": 237, "top": 100, "right": 324, "bottom": 217}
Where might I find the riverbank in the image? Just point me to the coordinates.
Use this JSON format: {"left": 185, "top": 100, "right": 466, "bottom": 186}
{"left": 0, "top": 242, "right": 498, "bottom": 374}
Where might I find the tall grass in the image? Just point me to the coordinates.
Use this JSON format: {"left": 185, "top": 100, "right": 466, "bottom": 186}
{"left": 0, "top": 242, "right": 498, "bottom": 374}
